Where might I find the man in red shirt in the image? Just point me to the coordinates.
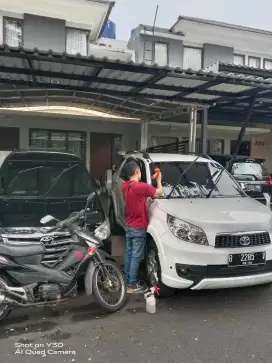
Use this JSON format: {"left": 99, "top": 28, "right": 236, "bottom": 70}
{"left": 122, "top": 160, "right": 163, "bottom": 293}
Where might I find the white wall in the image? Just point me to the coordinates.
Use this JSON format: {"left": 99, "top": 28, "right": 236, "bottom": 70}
{"left": 173, "top": 18, "right": 272, "bottom": 59}
{"left": 0, "top": 112, "right": 140, "bottom": 170}
{"left": 0, "top": 0, "right": 112, "bottom": 40}
{"left": 1, "top": 111, "right": 270, "bottom": 171}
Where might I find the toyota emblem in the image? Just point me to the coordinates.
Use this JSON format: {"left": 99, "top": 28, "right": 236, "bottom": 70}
{"left": 40, "top": 236, "right": 54, "bottom": 244}
{"left": 239, "top": 236, "right": 251, "bottom": 246}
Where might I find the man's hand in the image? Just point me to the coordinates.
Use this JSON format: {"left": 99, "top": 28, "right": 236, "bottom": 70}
{"left": 156, "top": 172, "right": 162, "bottom": 182}
{"left": 154, "top": 172, "right": 163, "bottom": 198}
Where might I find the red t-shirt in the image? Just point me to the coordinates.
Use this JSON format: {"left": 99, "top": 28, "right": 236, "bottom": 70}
{"left": 122, "top": 181, "right": 156, "bottom": 230}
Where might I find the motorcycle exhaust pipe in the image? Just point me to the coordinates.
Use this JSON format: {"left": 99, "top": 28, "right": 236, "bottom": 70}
{"left": 2, "top": 296, "right": 69, "bottom": 308}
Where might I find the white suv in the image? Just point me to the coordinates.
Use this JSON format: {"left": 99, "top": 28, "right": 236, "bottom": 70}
{"left": 107, "top": 151, "right": 272, "bottom": 296}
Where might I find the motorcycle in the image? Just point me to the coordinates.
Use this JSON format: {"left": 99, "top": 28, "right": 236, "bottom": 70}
{"left": 0, "top": 192, "right": 127, "bottom": 322}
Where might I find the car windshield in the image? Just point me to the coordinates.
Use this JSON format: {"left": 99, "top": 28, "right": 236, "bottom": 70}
{"left": 150, "top": 161, "right": 243, "bottom": 199}
{"left": 232, "top": 162, "right": 267, "bottom": 178}
{"left": 0, "top": 161, "right": 94, "bottom": 197}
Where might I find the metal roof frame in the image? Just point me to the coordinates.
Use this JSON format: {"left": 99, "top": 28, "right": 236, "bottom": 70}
{"left": 1, "top": 45, "right": 272, "bottom": 122}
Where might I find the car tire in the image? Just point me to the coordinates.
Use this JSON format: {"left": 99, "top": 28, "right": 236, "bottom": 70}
{"left": 145, "top": 239, "right": 176, "bottom": 298}
{"left": 109, "top": 201, "right": 124, "bottom": 236}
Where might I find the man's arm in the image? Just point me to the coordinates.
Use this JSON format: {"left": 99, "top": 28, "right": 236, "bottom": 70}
{"left": 141, "top": 173, "right": 163, "bottom": 199}
{"left": 153, "top": 172, "right": 163, "bottom": 198}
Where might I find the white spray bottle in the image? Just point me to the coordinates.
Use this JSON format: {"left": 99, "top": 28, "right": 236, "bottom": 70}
{"left": 144, "top": 287, "right": 159, "bottom": 314}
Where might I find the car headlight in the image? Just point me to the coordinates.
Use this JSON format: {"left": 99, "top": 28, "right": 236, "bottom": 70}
{"left": 94, "top": 218, "right": 110, "bottom": 240}
{"left": 167, "top": 214, "right": 208, "bottom": 245}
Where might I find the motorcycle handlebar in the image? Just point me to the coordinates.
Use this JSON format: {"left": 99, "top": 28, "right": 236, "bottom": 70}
{"left": 41, "top": 210, "right": 86, "bottom": 234}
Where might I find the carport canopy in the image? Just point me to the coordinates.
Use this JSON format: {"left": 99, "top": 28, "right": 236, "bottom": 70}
{"left": 1, "top": 45, "right": 272, "bottom": 150}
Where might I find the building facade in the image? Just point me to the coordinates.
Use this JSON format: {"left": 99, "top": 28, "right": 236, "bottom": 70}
{"left": 0, "top": 9, "right": 272, "bottom": 179}
{"left": 128, "top": 16, "right": 272, "bottom": 160}
{"left": 0, "top": 0, "right": 137, "bottom": 182}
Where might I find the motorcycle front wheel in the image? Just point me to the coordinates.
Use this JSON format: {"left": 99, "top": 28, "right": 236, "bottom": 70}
{"left": 92, "top": 261, "right": 127, "bottom": 312}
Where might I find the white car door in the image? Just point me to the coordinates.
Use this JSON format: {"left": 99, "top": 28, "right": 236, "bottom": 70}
{"left": 112, "top": 160, "right": 127, "bottom": 227}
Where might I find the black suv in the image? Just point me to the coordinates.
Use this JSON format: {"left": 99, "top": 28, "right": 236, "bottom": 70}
{"left": 209, "top": 154, "right": 270, "bottom": 205}
{"left": 0, "top": 150, "right": 110, "bottom": 266}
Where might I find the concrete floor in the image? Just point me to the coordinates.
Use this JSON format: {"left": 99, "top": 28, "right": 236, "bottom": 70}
{"left": 1, "top": 284, "right": 272, "bottom": 363}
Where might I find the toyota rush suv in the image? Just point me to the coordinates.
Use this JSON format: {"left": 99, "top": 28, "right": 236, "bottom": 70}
{"left": 107, "top": 151, "right": 272, "bottom": 296}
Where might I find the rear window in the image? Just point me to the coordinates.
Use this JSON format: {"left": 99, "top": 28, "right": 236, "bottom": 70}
{"left": 0, "top": 160, "right": 94, "bottom": 197}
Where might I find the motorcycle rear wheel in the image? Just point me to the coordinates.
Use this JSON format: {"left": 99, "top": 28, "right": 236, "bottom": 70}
{"left": 0, "top": 275, "right": 13, "bottom": 322}
{"left": 92, "top": 261, "right": 127, "bottom": 312}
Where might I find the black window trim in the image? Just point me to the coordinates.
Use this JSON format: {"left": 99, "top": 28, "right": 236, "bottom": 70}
{"left": 29, "top": 128, "right": 86, "bottom": 162}
{"left": 65, "top": 26, "right": 90, "bottom": 56}
{"left": 3, "top": 16, "right": 24, "bottom": 47}
{"left": 263, "top": 58, "right": 272, "bottom": 70}
{"left": 183, "top": 45, "right": 204, "bottom": 69}
{"left": 143, "top": 40, "right": 169, "bottom": 66}
{"left": 248, "top": 55, "right": 261, "bottom": 68}
{"left": 233, "top": 53, "right": 245, "bottom": 66}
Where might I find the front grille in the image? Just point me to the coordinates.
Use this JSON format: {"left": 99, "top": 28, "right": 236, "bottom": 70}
{"left": 215, "top": 232, "right": 270, "bottom": 248}
{"left": 4, "top": 230, "right": 73, "bottom": 267}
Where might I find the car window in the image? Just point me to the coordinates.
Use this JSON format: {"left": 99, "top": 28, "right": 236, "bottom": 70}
{"left": 119, "top": 161, "right": 129, "bottom": 181}
{"left": 118, "top": 158, "right": 147, "bottom": 182}
{"left": 1, "top": 161, "right": 93, "bottom": 197}
{"left": 150, "top": 161, "right": 242, "bottom": 198}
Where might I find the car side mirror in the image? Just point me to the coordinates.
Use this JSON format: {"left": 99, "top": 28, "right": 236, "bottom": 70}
{"left": 40, "top": 215, "right": 58, "bottom": 225}
{"left": 93, "top": 179, "right": 101, "bottom": 194}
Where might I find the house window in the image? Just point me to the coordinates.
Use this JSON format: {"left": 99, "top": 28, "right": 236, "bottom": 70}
{"left": 233, "top": 54, "right": 245, "bottom": 66}
{"left": 150, "top": 136, "right": 178, "bottom": 147}
{"left": 248, "top": 56, "right": 261, "bottom": 68}
{"left": 208, "top": 139, "right": 225, "bottom": 154}
{"left": 183, "top": 47, "right": 202, "bottom": 71}
{"left": 143, "top": 41, "right": 168, "bottom": 66}
{"left": 154, "top": 43, "right": 168, "bottom": 66}
{"left": 30, "top": 129, "right": 86, "bottom": 161}
{"left": 66, "top": 28, "right": 89, "bottom": 56}
{"left": 3, "top": 18, "right": 23, "bottom": 47}
{"left": 264, "top": 59, "right": 272, "bottom": 70}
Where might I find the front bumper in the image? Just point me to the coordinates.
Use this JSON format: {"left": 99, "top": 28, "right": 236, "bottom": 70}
{"left": 159, "top": 249, "right": 272, "bottom": 290}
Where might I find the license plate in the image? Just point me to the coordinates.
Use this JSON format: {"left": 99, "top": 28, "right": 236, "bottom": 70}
{"left": 228, "top": 252, "right": 266, "bottom": 267}
{"left": 246, "top": 184, "right": 261, "bottom": 192}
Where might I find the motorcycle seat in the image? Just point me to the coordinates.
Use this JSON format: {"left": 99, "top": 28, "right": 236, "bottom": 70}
{"left": 0, "top": 243, "right": 45, "bottom": 257}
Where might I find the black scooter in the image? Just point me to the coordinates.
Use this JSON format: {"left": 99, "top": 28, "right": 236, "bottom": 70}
{"left": 0, "top": 193, "right": 127, "bottom": 322}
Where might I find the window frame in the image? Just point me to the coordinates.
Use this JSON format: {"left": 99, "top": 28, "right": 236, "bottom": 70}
{"left": 248, "top": 56, "right": 261, "bottom": 68}
{"left": 143, "top": 40, "right": 169, "bottom": 66}
{"left": 208, "top": 139, "right": 225, "bottom": 154}
{"left": 3, "top": 16, "right": 23, "bottom": 47}
{"left": 65, "top": 26, "right": 90, "bottom": 56}
{"left": 233, "top": 54, "right": 245, "bottom": 66}
{"left": 29, "top": 128, "right": 86, "bottom": 162}
{"left": 263, "top": 58, "right": 272, "bottom": 70}
{"left": 183, "top": 46, "right": 203, "bottom": 70}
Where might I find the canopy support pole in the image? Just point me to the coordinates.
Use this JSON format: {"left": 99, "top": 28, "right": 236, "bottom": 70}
{"left": 227, "top": 95, "right": 257, "bottom": 172}
{"left": 140, "top": 120, "right": 149, "bottom": 150}
{"left": 189, "top": 107, "right": 197, "bottom": 153}
{"left": 200, "top": 108, "right": 208, "bottom": 154}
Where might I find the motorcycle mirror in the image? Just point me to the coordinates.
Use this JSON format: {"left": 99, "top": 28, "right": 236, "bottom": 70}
{"left": 40, "top": 215, "right": 57, "bottom": 225}
{"left": 84, "top": 192, "right": 96, "bottom": 211}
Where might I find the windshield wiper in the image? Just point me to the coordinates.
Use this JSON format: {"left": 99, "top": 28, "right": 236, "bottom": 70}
{"left": 166, "top": 156, "right": 202, "bottom": 199}
{"left": 44, "top": 164, "right": 78, "bottom": 197}
{"left": 7, "top": 166, "right": 45, "bottom": 191}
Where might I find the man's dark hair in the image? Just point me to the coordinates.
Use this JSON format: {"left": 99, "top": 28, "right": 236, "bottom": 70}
{"left": 125, "top": 160, "right": 140, "bottom": 178}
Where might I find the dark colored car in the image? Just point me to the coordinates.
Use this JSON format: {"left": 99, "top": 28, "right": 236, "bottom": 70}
{"left": 0, "top": 150, "right": 110, "bottom": 267}
{"left": 208, "top": 154, "right": 270, "bottom": 205}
